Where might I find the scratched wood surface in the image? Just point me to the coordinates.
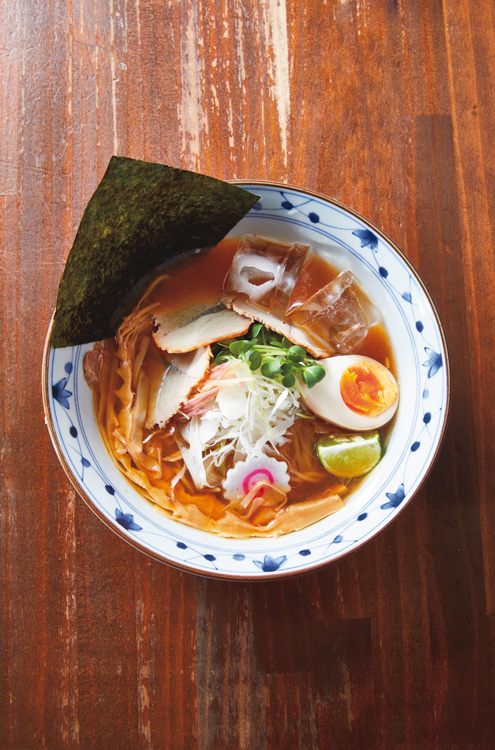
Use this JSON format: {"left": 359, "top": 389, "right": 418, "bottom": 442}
{"left": 1, "top": 0, "right": 495, "bottom": 747}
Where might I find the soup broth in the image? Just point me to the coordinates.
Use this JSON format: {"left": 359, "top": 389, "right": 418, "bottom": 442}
{"left": 88, "top": 238, "right": 397, "bottom": 538}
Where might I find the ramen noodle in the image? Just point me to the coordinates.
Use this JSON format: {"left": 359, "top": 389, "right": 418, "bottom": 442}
{"left": 84, "top": 236, "right": 399, "bottom": 537}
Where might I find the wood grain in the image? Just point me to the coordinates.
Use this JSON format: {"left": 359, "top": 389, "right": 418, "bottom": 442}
{"left": 1, "top": 0, "right": 495, "bottom": 747}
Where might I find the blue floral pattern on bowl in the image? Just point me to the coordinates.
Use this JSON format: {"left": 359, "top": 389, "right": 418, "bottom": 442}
{"left": 43, "top": 183, "right": 449, "bottom": 579}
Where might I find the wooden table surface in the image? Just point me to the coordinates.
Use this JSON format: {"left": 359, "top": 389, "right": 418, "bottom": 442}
{"left": 2, "top": 0, "right": 495, "bottom": 748}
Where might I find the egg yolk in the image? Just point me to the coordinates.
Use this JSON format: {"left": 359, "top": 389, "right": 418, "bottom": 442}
{"left": 340, "top": 363, "right": 398, "bottom": 417}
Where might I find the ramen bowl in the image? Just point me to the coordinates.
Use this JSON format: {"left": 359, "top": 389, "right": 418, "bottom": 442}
{"left": 42, "top": 181, "right": 449, "bottom": 579}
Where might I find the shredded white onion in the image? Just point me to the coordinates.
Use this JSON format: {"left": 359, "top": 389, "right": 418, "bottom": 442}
{"left": 176, "top": 359, "right": 301, "bottom": 488}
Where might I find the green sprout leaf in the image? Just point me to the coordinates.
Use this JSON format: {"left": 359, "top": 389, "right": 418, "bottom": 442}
{"left": 280, "top": 361, "right": 294, "bottom": 376}
{"left": 302, "top": 364, "right": 326, "bottom": 388}
{"left": 287, "top": 345, "right": 306, "bottom": 362}
{"left": 262, "top": 358, "right": 283, "bottom": 378}
{"left": 229, "top": 340, "right": 245, "bottom": 356}
{"left": 247, "top": 349, "right": 262, "bottom": 371}
{"left": 282, "top": 374, "right": 296, "bottom": 388}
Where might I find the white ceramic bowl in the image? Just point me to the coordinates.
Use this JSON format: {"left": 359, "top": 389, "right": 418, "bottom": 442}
{"left": 42, "top": 181, "right": 450, "bottom": 579}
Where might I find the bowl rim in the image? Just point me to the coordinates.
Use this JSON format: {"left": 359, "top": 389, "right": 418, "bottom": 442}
{"left": 42, "top": 178, "right": 451, "bottom": 580}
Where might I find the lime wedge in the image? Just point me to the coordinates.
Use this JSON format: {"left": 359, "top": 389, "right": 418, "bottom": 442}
{"left": 316, "top": 432, "right": 383, "bottom": 479}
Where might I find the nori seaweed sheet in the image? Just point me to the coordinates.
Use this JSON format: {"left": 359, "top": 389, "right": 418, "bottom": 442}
{"left": 51, "top": 156, "right": 259, "bottom": 347}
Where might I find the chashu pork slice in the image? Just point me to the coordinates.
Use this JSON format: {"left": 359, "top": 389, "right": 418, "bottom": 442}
{"left": 226, "top": 299, "right": 332, "bottom": 359}
{"left": 153, "top": 303, "right": 251, "bottom": 353}
{"left": 146, "top": 346, "right": 211, "bottom": 429}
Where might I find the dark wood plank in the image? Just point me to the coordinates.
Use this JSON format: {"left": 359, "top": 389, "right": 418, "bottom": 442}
{"left": 148, "top": 565, "right": 198, "bottom": 750}
{"left": 195, "top": 580, "right": 265, "bottom": 750}
{"left": 264, "top": 672, "right": 318, "bottom": 750}
{"left": 442, "top": 0, "right": 495, "bottom": 617}
{"left": 412, "top": 112, "right": 493, "bottom": 748}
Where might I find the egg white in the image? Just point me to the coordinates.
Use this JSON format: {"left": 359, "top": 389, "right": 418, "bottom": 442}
{"left": 300, "top": 355, "right": 399, "bottom": 430}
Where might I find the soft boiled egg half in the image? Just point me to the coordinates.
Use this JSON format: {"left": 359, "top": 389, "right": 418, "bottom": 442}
{"left": 300, "top": 355, "right": 399, "bottom": 431}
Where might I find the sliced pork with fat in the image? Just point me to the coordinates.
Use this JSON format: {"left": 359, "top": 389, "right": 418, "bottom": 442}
{"left": 152, "top": 303, "right": 251, "bottom": 353}
{"left": 225, "top": 298, "right": 332, "bottom": 358}
{"left": 145, "top": 346, "right": 211, "bottom": 429}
